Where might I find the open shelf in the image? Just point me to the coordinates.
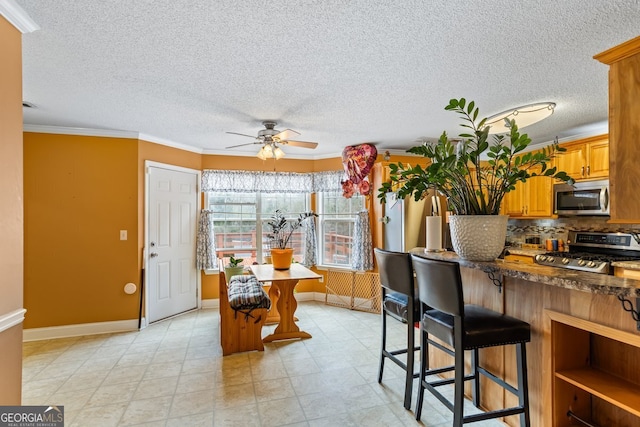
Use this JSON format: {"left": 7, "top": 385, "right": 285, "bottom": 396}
{"left": 547, "top": 309, "right": 640, "bottom": 426}
{"left": 556, "top": 367, "right": 640, "bottom": 417}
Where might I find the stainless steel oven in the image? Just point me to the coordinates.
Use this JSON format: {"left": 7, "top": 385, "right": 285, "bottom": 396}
{"left": 553, "top": 179, "right": 609, "bottom": 216}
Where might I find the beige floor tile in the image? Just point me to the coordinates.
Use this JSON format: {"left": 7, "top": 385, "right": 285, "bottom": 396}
{"left": 87, "top": 381, "right": 139, "bottom": 407}
{"left": 213, "top": 403, "right": 260, "bottom": 427}
{"left": 119, "top": 395, "right": 172, "bottom": 425}
{"left": 70, "top": 401, "right": 128, "bottom": 427}
{"left": 134, "top": 375, "right": 178, "bottom": 400}
{"left": 257, "top": 397, "right": 307, "bottom": 427}
{"left": 169, "top": 389, "right": 215, "bottom": 418}
{"left": 214, "top": 382, "right": 256, "bottom": 409}
{"left": 254, "top": 377, "right": 296, "bottom": 403}
{"left": 22, "top": 302, "right": 508, "bottom": 426}
{"left": 166, "top": 411, "right": 214, "bottom": 427}
{"left": 175, "top": 371, "right": 216, "bottom": 394}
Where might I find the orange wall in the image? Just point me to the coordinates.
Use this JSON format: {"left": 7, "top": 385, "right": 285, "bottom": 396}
{"left": 24, "top": 133, "right": 140, "bottom": 328}
{"left": 23, "top": 135, "right": 414, "bottom": 324}
{"left": 0, "top": 15, "right": 24, "bottom": 404}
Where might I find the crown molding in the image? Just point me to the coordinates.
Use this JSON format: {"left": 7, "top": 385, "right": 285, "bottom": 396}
{"left": 24, "top": 124, "right": 139, "bottom": 139}
{"left": 138, "top": 133, "right": 203, "bottom": 154}
{"left": 0, "top": 0, "right": 39, "bottom": 33}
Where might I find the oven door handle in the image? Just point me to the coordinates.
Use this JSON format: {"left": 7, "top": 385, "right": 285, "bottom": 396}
{"left": 601, "top": 187, "right": 609, "bottom": 212}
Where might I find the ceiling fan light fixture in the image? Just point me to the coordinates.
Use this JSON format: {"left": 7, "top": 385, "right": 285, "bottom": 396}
{"left": 485, "top": 102, "right": 556, "bottom": 134}
{"left": 256, "top": 146, "right": 269, "bottom": 160}
{"left": 273, "top": 147, "right": 286, "bottom": 159}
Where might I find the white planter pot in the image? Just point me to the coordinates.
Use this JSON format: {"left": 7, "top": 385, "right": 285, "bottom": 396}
{"left": 448, "top": 215, "right": 509, "bottom": 261}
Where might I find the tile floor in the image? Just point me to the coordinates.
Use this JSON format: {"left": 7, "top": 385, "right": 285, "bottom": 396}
{"left": 22, "top": 301, "right": 507, "bottom": 426}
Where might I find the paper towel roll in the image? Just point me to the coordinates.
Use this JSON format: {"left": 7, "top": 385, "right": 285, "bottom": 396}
{"left": 426, "top": 216, "right": 442, "bottom": 252}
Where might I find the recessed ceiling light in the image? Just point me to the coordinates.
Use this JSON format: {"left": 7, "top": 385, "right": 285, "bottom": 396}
{"left": 22, "top": 101, "right": 36, "bottom": 108}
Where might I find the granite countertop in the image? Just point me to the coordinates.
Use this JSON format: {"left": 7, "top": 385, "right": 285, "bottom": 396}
{"left": 504, "top": 248, "right": 546, "bottom": 257}
{"left": 611, "top": 260, "right": 640, "bottom": 270}
{"left": 409, "top": 248, "right": 640, "bottom": 298}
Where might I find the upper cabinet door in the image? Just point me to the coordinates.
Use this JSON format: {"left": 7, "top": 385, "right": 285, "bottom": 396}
{"left": 587, "top": 138, "right": 610, "bottom": 179}
{"left": 554, "top": 135, "right": 608, "bottom": 182}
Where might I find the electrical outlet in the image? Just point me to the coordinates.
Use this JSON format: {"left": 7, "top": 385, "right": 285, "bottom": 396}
{"left": 319, "top": 275, "right": 324, "bottom": 283}
{"left": 120, "top": 230, "right": 127, "bottom": 240}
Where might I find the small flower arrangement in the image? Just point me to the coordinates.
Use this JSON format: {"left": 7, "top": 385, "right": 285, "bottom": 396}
{"left": 266, "top": 210, "right": 317, "bottom": 249}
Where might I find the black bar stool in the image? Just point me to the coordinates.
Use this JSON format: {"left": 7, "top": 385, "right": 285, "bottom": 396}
{"left": 374, "top": 248, "right": 421, "bottom": 410}
{"left": 411, "top": 255, "right": 530, "bottom": 427}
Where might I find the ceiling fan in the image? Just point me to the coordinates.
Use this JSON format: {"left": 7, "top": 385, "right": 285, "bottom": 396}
{"left": 225, "top": 121, "right": 318, "bottom": 159}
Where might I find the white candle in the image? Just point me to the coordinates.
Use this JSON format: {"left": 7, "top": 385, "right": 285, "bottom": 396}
{"left": 426, "top": 216, "right": 442, "bottom": 252}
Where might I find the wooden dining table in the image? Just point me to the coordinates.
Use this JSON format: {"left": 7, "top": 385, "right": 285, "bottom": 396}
{"left": 250, "top": 263, "right": 321, "bottom": 342}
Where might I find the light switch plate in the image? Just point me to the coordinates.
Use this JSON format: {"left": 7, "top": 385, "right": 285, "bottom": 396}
{"left": 120, "top": 230, "right": 127, "bottom": 240}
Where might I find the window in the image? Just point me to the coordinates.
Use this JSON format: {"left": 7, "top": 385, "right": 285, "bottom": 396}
{"left": 317, "top": 191, "right": 365, "bottom": 268}
{"left": 206, "top": 192, "right": 310, "bottom": 266}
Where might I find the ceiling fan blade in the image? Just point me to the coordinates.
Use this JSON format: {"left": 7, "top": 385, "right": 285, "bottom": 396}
{"left": 274, "top": 128, "right": 300, "bottom": 141}
{"left": 226, "top": 131, "right": 258, "bottom": 139}
{"left": 283, "top": 140, "right": 318, "bottom": 149}
{"left": 225, "top": 141, "right": 261, "bottom": 149}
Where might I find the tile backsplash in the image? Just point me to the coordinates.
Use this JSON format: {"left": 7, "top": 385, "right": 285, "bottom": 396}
{"left": 507, "top": 217, "right": 640, "bottom": 246}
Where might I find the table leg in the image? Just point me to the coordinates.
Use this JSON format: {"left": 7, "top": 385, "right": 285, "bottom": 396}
{"left": 263, "top": 279, "right": 311, "bottom": 342}
{"left": 264, "top": 284, "right": 281, "bottom": 325}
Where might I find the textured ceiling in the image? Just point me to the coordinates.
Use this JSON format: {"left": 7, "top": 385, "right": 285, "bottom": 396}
{"left": 16, "top": 0, "right": 640, "bottom": 158}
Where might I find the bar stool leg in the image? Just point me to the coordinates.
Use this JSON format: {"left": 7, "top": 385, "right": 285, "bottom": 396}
{"left": 404, "top": 310, "right": 414, "bottom": 409}
{"left": 378, "top": 308, "right": 387, "bottom": 384}
{"left": 415, "top": 327, "right": 428, "bottom": 420}
{"left": 471, "top": 348, "right": 480, "bottom": 407}
{"left": 453, "top": 346, "right": 465, "bottom": 427}
{"left": 517, "top": 343, "right": 531, "bottom": 427}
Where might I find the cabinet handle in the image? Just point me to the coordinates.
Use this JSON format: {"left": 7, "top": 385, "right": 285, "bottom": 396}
{"left": 587, "top": 165, "right": 590, "bottom": 176}
{"left": 581, "top": 166, "right": 585, "bottom": 177}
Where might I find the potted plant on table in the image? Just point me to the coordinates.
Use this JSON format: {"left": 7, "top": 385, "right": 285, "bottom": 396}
{"left": 266, "top": 209, "right": 317, "bottom": 270}
{"left": 378, "top": 98, "right": 574, "bottom": 261}
{"left": 224, "top": 255, "right": 244, "bottom": 280}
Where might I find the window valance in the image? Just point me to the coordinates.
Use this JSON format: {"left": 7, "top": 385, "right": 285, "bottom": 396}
{"left": 201, "top": 169, "right": 345, "bottom": 193}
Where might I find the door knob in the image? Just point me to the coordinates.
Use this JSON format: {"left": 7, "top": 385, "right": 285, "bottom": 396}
{"left": 150, "top": 252, "right": 158, "bottom": 258}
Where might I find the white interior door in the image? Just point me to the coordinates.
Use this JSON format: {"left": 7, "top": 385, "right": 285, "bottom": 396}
{"left": 147, "top": 165, "right": 198, "bottom": 323}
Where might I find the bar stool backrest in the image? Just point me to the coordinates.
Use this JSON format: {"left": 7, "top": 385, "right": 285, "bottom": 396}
{"left": 411, "top": 255, "right": 464, "bottom": 318}
{"left": 374, "top": 248, "right": 415, "bottom": 297}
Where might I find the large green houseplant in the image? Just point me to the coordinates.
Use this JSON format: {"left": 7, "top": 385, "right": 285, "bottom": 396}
{"left": 378, "top": 98, "right": 574, "bottom": 260}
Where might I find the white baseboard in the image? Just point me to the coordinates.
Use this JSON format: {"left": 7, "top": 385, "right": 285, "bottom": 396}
{"left": 0, "top": 308, "right": 27, "bottom": 334}
{"left": 201, "top": 299, "right": 219, "bottom": 309}
{"left": 23, "top": 319, "right": 140, "bottom": 342}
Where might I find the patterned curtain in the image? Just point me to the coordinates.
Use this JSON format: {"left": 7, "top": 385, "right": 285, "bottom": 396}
{"left": 196, "top": 210, "right": 216, "bottom": 270}
{"left": 312, "top": 170, "right": 345, "bottom": 192}
{"left": 201, "top": 169, "right": 344, "bottom": 194}
{"left": 351, "top": 210, "right": 374, "bottom": 271}
{"left": 302, "top": 213, "right": 318, "bottom": 267}
{"left": 201, "top": 170, "right": 314, "bottom": 193}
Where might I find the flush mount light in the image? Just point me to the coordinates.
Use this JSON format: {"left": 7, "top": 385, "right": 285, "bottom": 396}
{"left": 485, "top": 102, "right": 556, "bottom": 134}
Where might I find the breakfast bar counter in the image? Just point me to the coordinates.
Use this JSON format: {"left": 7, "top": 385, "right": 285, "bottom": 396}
{"left": 409, "top": 248, "right": 640, "bottom": 427}
{"left": 409, "top": 248, "right": 640, "bottom": 298}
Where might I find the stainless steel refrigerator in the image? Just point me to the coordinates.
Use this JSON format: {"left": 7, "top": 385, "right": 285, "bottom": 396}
{"left": 383, "top": 191, "right": 450, "bottom": 252}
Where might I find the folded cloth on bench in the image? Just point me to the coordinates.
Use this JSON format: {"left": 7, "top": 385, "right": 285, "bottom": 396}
{"left": 228, "top": 275, "right": 271, "bottom": 311}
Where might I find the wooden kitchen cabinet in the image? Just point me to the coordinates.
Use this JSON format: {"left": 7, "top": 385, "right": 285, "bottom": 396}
{"left": 595, "top": 35, "right": 640, "bottom": 223}
{"left": 502, "top": 169, "right": 553, "bottom": 218}
{"left": 554, "top": 134, "right": 609, "bottom": 181}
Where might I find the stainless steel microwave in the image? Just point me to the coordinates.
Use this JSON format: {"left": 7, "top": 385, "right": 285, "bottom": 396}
{"left": 553, "top": 179, "right": 609, "bottom": 216}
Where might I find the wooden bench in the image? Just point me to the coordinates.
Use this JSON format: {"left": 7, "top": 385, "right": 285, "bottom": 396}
{"left": 219, "top": 268, "right": 271, "bottom": 356}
